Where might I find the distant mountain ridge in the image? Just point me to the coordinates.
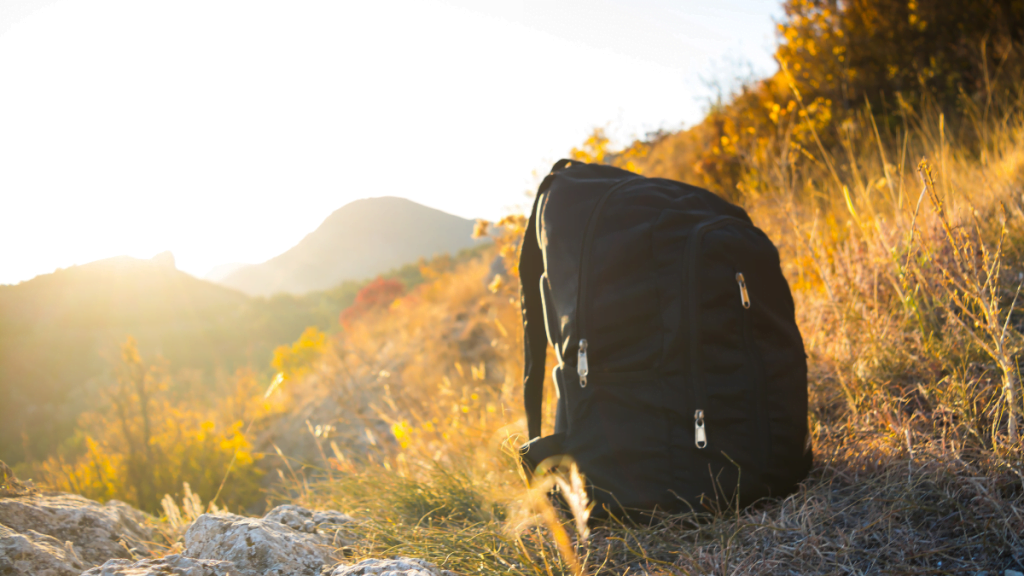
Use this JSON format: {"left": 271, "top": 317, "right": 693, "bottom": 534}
{"left": 204, "top": 262, "right": 249, "bottom": 282}
{"left": 218, "top": 197, "right": 481, "bottom": 296}
{"left": 0, "top": 197, "right": 486, "bottom": 464}
{"left": 0, "top": 250, "right": 420, "bottom": 465}
{"left": 0, "top": 255, "right": 259, "bottom": 465}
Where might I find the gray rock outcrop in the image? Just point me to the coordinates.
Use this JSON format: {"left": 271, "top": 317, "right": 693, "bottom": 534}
{"left": 80, "top": 554, "right": 239, "bottom": 576}
{"left": 261, "top": 505, "right": 355, "bottom": 547}
{"left": 0, "top": 493, "right": 152, "bottom": 566}
{"left": 182, "top": 506, "right": 351, "bottom": 576}
{"left": 0, "top": 463, "right": 454, "bottom": 576}
{"left": 328, "top": 557, "right": 456, "bottom": 576}
{"left": 0, "top": 522, "right": 86, "bottom": 576}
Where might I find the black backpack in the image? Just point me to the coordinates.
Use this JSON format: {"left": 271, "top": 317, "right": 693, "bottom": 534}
{"left": 518, "top": 159, "right": 812, "bottom": 514}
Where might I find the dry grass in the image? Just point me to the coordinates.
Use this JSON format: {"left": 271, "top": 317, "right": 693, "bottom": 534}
{"left": 238, "top": 93, "right": 1024, "bottom": 575}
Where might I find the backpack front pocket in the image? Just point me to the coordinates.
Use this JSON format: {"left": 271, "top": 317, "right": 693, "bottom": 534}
{"left": 565, "top": 372, "right": 670, "bottom": 511}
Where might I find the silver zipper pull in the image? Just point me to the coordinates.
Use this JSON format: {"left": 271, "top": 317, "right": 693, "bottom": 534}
{"left": 694, "top": 409, "right": 707, "bottom": 448}
{"left": 577, "top": 339, "right": 588, "bottom": 388}
{"left": 736, "top": 272, "right": 751, "bottom": 309}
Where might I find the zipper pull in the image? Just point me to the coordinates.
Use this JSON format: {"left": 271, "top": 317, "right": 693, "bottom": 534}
{"left": 694, "top": 409, "right": 707, "bottom": 448}
{"left": 736, "top": 272, "right": 751, "bottom": 309}
{"left": 577, "top": 339, "right": 588, "bottom": 388}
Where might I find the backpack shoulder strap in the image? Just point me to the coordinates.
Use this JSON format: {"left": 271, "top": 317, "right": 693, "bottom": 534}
{"left": 519, "top": 159, "right": 573, "bottom": 440}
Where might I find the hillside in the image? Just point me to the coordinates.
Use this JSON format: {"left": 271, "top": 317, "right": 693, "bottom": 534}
{"left": 203, "top": 262, "right": 249, "bottom": 282}
{"left": 0, "top": 255, "right": 260, "bottom": 465}
{"left": 255, "top": 107, "right": 1024, "bottom": 571}
{"left": 218, "top": 197, "right": 481, "bottom": 296}
{"left": 13, "top": 0, "right": 1024, "bottom": 573}
{"left": 0, "top": 242, "right": 487, "bottom": 467}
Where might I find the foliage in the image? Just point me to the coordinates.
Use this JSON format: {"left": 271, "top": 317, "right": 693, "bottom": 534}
{"left": 264, "top": 12, "right": 1024, "bottom": 569}
{"left": 594, "top": 0, "right": 1024, "bottom": 201}
{"left": 11, "top": 2, "right": 1024, "bottom": 572}
{"left": 272, "top": 327, "right": 329, "bottom": 383}
{"left": 0, "top": 247, "right": 488, "bottom": 467}
{"left": 777, "top": 0, "right": 1024, "bottom": 112}
{"left": 276, "top": 89, "right": 1024, "bottom": 573}
{"left": 569, "top": 127, "right": 650, "bottom": 176}
{"left": 339, "top": 278, "right": 405, "bottom": 328}
{"left": 33, "top": 337, "right": 265, "bottom": 513}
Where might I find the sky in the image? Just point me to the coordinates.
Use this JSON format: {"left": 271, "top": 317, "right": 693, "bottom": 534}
{"left": 0, "top": 0, "right": 783, "bottom": 284}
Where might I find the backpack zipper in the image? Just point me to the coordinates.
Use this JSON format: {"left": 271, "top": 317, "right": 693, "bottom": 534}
{"left": 737, "top": 271, "right": 772, "bottom": 467}
{"left": 686, "top": 215, "right": 745, "bottom": 449}
{"left": 574, "top": 176, "right": 641, "bottom": 388}
{"left": 694, "top": 409, "right": 707, "bottom": 448}
{"left": 736, "top": 272, "right": 751, "bottom": 308}
{"left": 577, "top": 338, "right": 589, "bottom": 388}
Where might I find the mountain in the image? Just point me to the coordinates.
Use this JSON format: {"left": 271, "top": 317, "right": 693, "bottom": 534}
{"left": 217, "top": 197, "right": 481, "bottom": 296}
{"left": 0, "top": 240, "right": 490, "bottom": 466}
{"left": 0, "top": 254, "right": 335, "bottom": 465}
{"left": 204, "top": 262, "right": 250, "bottom": 282}
{"left": 0, "top": 199, "right": 484, "bottom": 464}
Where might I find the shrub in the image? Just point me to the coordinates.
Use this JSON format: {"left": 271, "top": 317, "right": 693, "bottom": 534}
{"left": 339, "top": 277, "right": 405, "bottom": 328}
{"left": 34, "top": 338, "right": 264, "bottom": 513}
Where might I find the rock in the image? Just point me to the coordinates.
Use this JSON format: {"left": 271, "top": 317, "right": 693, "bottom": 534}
{"left": 183, "top": 511, "right": 337, "bottom": 576}
{"left": 328, "top": 557, "right": 456, "bottom": 576}
{"left": 0, "top": 493, "right": 152, "bottom": 566}
{"left": 0, "top": 477, "right": 357, "bottom": 576}
{"left": 180, "top": 505, "right": 355, "bottom": 575}
{"left": 81, "top": 554, "right": 239, "bottom": 576}
{"left": 1005, "top": 570, "right": 1023, "bottom": 576}
{"left": 0, "top": 522, "right": 86, "bottom": 576}
{"left": 0, "top": 460, "right": 35, "bottom": 498}
{"left": 262, "top": 505, "right": 355, "bottom": 545}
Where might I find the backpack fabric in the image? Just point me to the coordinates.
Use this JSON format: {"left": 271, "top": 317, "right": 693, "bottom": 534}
{"left": 518, "top": 159, "right": 812, "bottom": 514}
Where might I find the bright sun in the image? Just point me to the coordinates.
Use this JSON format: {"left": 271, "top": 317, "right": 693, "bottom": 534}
{"left": 0, "top": 0, "right": 780, "bottom": 284}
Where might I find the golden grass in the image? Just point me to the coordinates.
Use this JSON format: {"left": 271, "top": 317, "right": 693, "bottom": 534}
{"left": 159, "top": 94, "right": 1024, "bottom": 574}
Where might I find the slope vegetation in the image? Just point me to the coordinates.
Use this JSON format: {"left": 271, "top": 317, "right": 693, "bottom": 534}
{"left": 279, "top": 104, "right": 1024, "bottom": 572}
{"left": 0, "top": 256, "right": 257, "bottom": 464}
{"left": 0, "top": 245, "right": 482, "bottom": 466}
